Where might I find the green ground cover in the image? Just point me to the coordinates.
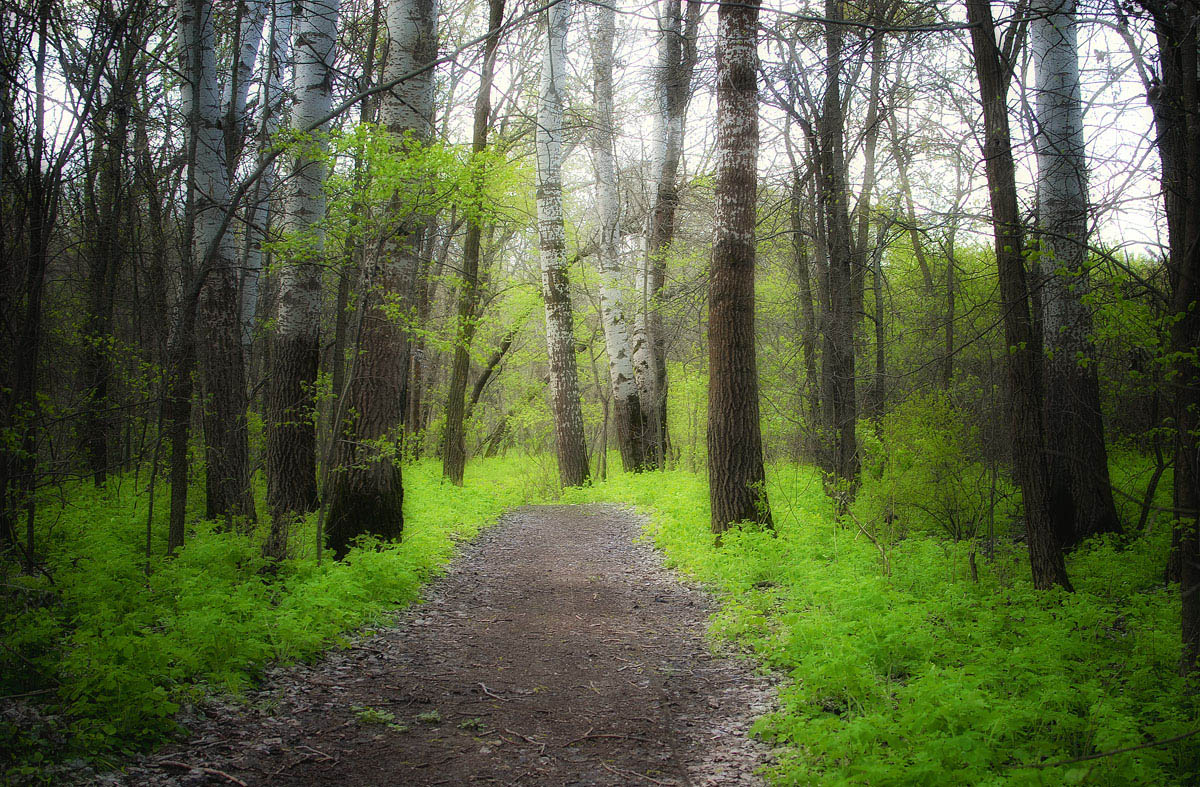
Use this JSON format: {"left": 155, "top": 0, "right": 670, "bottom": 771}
{"left": 4, "top": 453, "right": 1197, "bottom": 785}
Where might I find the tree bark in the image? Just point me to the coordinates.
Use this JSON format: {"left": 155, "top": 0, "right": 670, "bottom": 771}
{"left": 1032, "top": 0, "right": 1122, "bottom": 549}
{"left": 591, "top": 0, "right": 646, "bottom": 473}
{"left": 967, "top": 0, "right": 1071, "bottom": 590}
{"left": 634, "top": 0, "right": 700, "bottom": 468}
{"left": 708, "top": 0, "right": 771, "bottom": 535}
{"left": 443, "top": 0, "right": 504, "bottom": 486}
{"left": 817, "top": 0, "right": 859, "bottom": 493}
{"left": 1137, "top": 0, "right": 1200, "bottom": 678}
{"left": 535, "top": 0, "right": 590, "bottom": 487}
{"left": 264, "top": 0, "right": 338, "bottom": 558}
{"left": 325, "top": 0, "right": 437, "bottom": 557}
{"left": 185, "top": 0, "right": 256, "bottom": 526}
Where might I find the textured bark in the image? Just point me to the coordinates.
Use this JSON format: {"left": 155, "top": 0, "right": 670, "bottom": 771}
{"left": 790, "top": 172, "right": 822, "bottom": 459}
{"left": 816, "top": 0, "right": 859, "bottom": 491}
{"left": 265, "top": 0, "right": 338, "bottom": 557}
{"left": 591, "top": 0, "right": 646, "bottom": 472}
{"left": 535, "top": 0, "right": 590, "bottom": 487}
{"left": 967, "top": 0, "right": 1071, "bottom": 590}
{"left": 1032, "top": 0, "right": 1121, "bottom": 549}
{"left": 443, "top": 0, "right": 504, "bottom": 486}
{"left": 1138, "top": 0, "right": 1200, "bottom": 677}
{"left": 708, "top": 0, "right": 771, "bottom": 535}
{"left": 240, "top": 0, "right": 290, "bottom": 347}
{"left": 326, "top": 0, "right": 437, "bottom": 556}
{"left": 184, "top": 0, "right": 257, "bottom": 526}
{"left": 634, "top": 0, "right": 700, "bottom": 468}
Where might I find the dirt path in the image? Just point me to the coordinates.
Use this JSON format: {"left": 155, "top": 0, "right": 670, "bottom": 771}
{"left": 119, "top": 505, "right": 775, "bottom": 786}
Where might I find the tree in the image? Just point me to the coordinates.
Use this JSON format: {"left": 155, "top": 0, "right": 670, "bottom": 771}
{"left": 265, "top": 0, "right": 339, "bottom": 558}
{"left": 535, "top": 0, "right": 589, "bottom": 487}
{"left": 1031, "top": 0, "right": 1122, "bottom": 550}
{"left": 634, "top": 0, "right": 700, "bottom": 469}
{"left": 966, "top": 0, "right": 1071, "bottom": 590}
{"left": 708, "top": 0, "right": 771, "bottom": 535}
{"left": 189, "top": 0, "right": 258, "bottom": 526}
{"left": 443, "top": 0, "right": 505, "bottom": 486}
{"left": 591, "top": 0, "right": 646, "bottom": 472}
{"left": 325, "top": 0, "right": 438, "bottom": 557}
{"left": 1135, "top": 0, "right": 1200, "bottom": 678}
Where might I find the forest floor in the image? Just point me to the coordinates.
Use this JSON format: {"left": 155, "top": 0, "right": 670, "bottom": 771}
{"left": 110, "top": 504, "right": 776, "bottom": 786}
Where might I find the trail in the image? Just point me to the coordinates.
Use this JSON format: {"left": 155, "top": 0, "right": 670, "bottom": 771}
{"left": 120, "top": 505, "right": 774, "bottom": 786}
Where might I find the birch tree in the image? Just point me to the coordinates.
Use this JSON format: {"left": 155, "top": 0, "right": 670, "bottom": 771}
{"left": 1031, "top": 0, "right": 1121, "bottom": 549}
{"left": 708, "top": 0, "right": 771, "bottom": 534}
{"left": 325, "top": 0, "right": 437, "bottom": 556}
{"left": 536, "top": 0, "right": 590, "bottom": 487}
{"left": 633, "top": 0, "right": 700, "bottom": 468}
{"left": 265, "top": 0, "right": 338, "bottom": 558}
{"left": 240, "top": 0, "right": 292, "bottom": 347}
{"left": 186, "top": 0, "right": 258, "bottom": 525}
{"left": 591, "top": 0, "right": 646, "bottom": 472}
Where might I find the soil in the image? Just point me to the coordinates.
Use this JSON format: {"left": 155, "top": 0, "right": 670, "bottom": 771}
{"left": 113, "top": 504, "right": 776, "bottom": 786}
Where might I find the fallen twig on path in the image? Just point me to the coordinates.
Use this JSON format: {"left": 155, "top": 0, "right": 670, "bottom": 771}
{"left": 158, "top": 760, "right": 248, "bottom": 786}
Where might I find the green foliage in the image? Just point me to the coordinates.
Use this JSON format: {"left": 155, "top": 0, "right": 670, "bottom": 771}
{"left": 854, "top": 392, "right": 1019, "bottom": 542}
{"left": 565, "top": 465, "right": 1199, "bottom": 786}
{"left": 2, "top": 458, "right": 532, "bottom": 775}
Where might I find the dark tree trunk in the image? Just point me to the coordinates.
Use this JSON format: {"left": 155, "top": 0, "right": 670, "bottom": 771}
{"left": 790, "top": 172, "right": 822, "bottom": 459}
{"left": 325, "top": 0, "right": 437, "bottom": 557}
{"left": 1138, "top": 0, "right": 1200, "bottom": 677}
{"left": 708, "top": 0, "right": 771, "bottom": 535}
{"left": 817, "top": 0, "right": 859, "bottom": 493}
{"left": 967, "top": 0, "right": 1071, "bottom": 590}
{"left": 444, "top": 0, "right": 504, "bottom": 486}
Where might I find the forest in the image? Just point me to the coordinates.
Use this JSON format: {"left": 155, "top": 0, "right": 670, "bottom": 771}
{"left": 1, "top": 0, "right": 1199, "bottom": 781}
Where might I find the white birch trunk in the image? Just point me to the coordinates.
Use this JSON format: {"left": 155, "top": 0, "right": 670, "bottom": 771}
{"left": 537, "top": 0, "right": 590, "bottom": 486}
{"left": 241, "top": 0, "right": 292, "bottom": 346}
{"left": 276, "top": 0, "right": 337, "bottom": 344}
{"left": 1032, "top": 0, "right": 1120, "bottom": 542}
{"left": 179, "top": 0, "right": 257, "bottom": 522}
{"left": 591, "top": 0, "right": 645, "bottom": 471}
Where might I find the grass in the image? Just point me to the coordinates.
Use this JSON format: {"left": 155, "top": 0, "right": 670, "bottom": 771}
{"left": 4, "top": 451, "right": 1197, "bottom": 785}
{"left": 563, "top": 460, "right": 1199, "bottom": 786}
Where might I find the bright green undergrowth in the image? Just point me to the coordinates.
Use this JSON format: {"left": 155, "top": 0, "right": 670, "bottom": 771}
{"left": 564, "top": 461, "right": 1199, "bottom": 786}
{"left": 2, "top": 457, "right": 534, "bottom": 773}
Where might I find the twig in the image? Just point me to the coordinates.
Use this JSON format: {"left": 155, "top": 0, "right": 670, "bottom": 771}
{"left": 564, "top": 731, "right": 662, "bottom": 747}
{"left": 158, "top": 760, "right": 248, "bottom": 786}
{"left": 479, "top": 682, "right": 509, "bottom": 701}
{"left": 1011, "top": 728, "right": 1200, "bottom": 769}
{"left": 599, "top": 761, "right": 675, "bottom": 785}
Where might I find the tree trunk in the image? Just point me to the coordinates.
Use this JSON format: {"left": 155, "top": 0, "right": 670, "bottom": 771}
{"left": 967, "top": 0, "right": 1071, "bottom": 590}
{"left": 264, "top": 0, "right": 338, "bottom": 558}
{"left": 443, "top": 0, "right": 504, "bottom": 486}
{"left": 817, "top": 0, "right": 859, "bottom": 493}
{"left": 591, "top": 0, "right": 646, "bottom": 473}
{"left": 790, "top": 171, "right": 822, "bottom": 459}
{"left": 325, "top": 0, "right": 437, "bottom": 557}
{"left": 1138, "top": 0, "right": 1200, "bottom": 678}
{"left": 535, "top": 0, "right": 589, "bottom": 487}
{"left": 635, "top": 0, "right": 700, "bottom": 469}
{"left": 184, "top": 0, "right": 256, "bottom": 527}
{"left": 240, "top": 0, "right": 291, "bottom": 348}
{"left": 1032, "top": 0, "right": 1122, "bottom": 549}
{"left": 708, "top": 0, "right": 771, "bottom": 535}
